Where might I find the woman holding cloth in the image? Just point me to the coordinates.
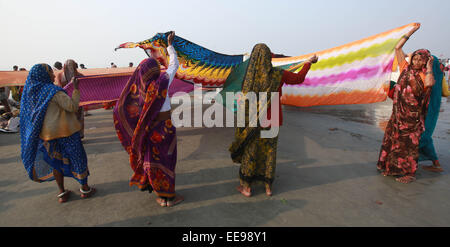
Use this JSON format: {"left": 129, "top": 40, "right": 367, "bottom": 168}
{"left": 113, "top": 31, "right": 183, "bottom": 207}
{"left": 20, "top": 64, "right": 95, "bottom": 203}
{"left": 377, "top": 23, "right": 438, "bottom": 183}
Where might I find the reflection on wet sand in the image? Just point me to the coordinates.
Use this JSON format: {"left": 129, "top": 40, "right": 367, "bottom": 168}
{"left": 283, "top": 99, "right": 393, "bottom": 131}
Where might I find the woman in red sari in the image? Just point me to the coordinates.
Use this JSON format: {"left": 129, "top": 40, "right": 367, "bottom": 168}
{"left": 377, "top": 23, "right": 436, "bottom": 183}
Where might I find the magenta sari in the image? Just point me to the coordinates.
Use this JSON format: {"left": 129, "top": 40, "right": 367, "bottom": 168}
{"left": 113, "top": 58, "right": 177, "bottom": 198}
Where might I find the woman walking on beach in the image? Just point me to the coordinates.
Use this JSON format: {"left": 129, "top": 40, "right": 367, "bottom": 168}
{"left": 113, "top": 31, "right": 183, "bottom": 207}
{"left": 229, "top": 43, "right": 318, "bottom": 197}
{"left": 377, "top": 23, "right": 437, "bottom": 183}
{"left": 20, "top": 64, "right": 95, "bottom": 203}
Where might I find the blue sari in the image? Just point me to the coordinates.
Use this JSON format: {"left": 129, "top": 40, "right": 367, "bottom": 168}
{"left": 20, "top": 64, "right": 89, "bottom": 184}
{"left": 419, "top": 55, "right": 444, "bottom": 161}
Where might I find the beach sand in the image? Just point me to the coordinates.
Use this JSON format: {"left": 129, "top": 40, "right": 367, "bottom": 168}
{"left": 0, "top": 98, "right": 449, "bottom": 226}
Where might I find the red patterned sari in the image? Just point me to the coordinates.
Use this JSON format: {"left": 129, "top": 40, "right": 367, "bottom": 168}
{"left": 377, "top": 51, "right": 432, "bottom": 177}
{"left": 113, "top": 58, "right": 177, "bottom": 199}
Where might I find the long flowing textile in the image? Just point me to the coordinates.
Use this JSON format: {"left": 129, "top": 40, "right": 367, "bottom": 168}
{"left": 419, "top": 55, "right": 444, "bottom": 161}
{"left": 63, "top": 72, "right": 194, "bottom": 108}
{"left": 0, "top": 67, "right": 136, "bottom": 87}
{"left": 20, "top": 64, "right": 89, "bottom": 183}
{"left": 217, "top": 23, "right": 419, "bottom": 108}
{"left": 113, "top": 58, "right": 177, "bottom": 198}
{"left": 377, "top": 50, "right": 432, "bottom": 177}
{"left": 115, "top": 32, "right": 244, "bottom": 87}
{"left": 275, "top": 23, "right": 419, "bottom": 107}
{"left": 228, "top": 44, "right": 283, "bottom": 186}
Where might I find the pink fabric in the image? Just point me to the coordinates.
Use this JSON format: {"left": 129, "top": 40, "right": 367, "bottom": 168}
{"left": 64, "top": 72, "right": 194, "bottom": 107}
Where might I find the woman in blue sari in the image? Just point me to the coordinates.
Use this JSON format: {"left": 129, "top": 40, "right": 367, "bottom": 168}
{"left": 20, "top": 64, "right": 95, "bottom": 203}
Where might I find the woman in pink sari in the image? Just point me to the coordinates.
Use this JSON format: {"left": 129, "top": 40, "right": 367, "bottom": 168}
{"left": 113, "top": 32, "right": 183, "bottom": 207}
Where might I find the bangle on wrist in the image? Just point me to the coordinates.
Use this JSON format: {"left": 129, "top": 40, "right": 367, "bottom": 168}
{"left": 402, "top": 35, "right": 409, "bottom": 40}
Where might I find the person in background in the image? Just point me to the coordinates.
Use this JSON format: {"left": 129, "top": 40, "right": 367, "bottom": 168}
{"left": 55, "top": 59, "right": 86, "bottom": 139}
{"left": 111, "top": 62, "right": 117, "bottom": 68}
{"left": 54, "top": 62, "right": 63, "bottom": 71}
{"left": 129, "top": 62, "right": 134, "bottom": 67}
{"left": 20, "top": 64, "right": 95, "bottom": 203}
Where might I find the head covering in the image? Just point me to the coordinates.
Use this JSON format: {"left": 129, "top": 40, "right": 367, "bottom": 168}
{"left": 20, "top": 64, "right": 63, "bottom": 180}
{"left": 229, "top": 43, "right": 284, "bottom": 162}
{"left": 61, "top": 59, "right": 80, "bottom": 87}
{"left": 113, "top": 57, "right": 168, "bottom": 163}
{"left": 419, "top": 54, "right": 444, "bottom": 161}
{"left": 241, "top": 43, "right": 283, "bottom": 94}
{"left": 408, "top": 49, "right": 431, "bottom": 72}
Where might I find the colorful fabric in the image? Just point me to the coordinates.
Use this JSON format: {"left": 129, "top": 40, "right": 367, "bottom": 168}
{"left": 20, "top": 64, "right": 62, "bottom": 181}
{"left": 113, "top": 58, "right": 177, "bottom": 198}
{"left": 276, "top": 23, "right": 419, "bottom": 107}
{"left": 229, "top": 44, "right": 283, "bottom": 185}
{"left": 37, "top": 132, "right": 89, "bottom": 184}
{"left": 115, "top": 32, "right": 244, "bottom": 87}
{"left": 63, "top": 72, "right": 194, "bottom": 109}
{"left": 377, "top": 50, "right": 432, "bottom": 176}
{"left": 419, "top": 55, "right": 444, "bottom": 161}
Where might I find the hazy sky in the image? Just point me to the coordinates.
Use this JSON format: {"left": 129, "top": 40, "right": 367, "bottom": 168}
{"left": 1, "top": 0, "right": 449, "bottom": 70}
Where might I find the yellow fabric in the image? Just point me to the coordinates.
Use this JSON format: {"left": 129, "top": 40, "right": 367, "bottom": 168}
{"left": 442, "top": 76, "right": 449, "bottom": 97}
{"left": 39, "top": 90, "right": 81, "bottom": 141}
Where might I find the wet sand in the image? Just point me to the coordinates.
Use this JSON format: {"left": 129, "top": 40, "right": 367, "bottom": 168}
{"left": 0, "top": 98, "right": 449, "bottom": 226}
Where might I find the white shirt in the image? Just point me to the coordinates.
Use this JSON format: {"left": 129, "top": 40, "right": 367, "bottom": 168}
{"left": 160, "top": 45, "right": 179, "bottom": 112}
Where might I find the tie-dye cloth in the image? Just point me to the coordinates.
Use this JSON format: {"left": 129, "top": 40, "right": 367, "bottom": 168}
{"left": 118, "top": 23, "right": 418, "bottom": 107}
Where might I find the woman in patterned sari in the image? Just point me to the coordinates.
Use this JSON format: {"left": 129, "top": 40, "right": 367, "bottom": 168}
{"left": 377, "top": 24, "right": 437, "bottom": 183}
{"left": 113, "top": 32, "right": 183, "bottom": 207}
{"left": 20, "top": 64, "right": 95, "bottom": 203}
{"left": 229, "top": 43, "right": 317, "bottom": 197}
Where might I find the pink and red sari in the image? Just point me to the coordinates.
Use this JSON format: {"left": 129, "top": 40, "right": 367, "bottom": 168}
{"left": 113, "top": 58, "right": 177, "bottom": 199}
{"left": 377, "top": 49, "right": 432, "bottom": 177}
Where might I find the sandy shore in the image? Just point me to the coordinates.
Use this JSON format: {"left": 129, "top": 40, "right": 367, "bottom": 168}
{"left": 0, "top": 98, "right": 449, "bottom": 226}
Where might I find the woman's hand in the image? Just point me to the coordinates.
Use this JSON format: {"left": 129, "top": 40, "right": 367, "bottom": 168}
{"left": 168, "top": 31, "right": 175, "bottom": 46}
{"left": 307, "top": 54, "right": 319, "bottom": 64}
{"left": 426, "top": 55, "right": 434, "bottom": 70}
{"left": 71, "top": 77, "right": 79, "bottom": 90}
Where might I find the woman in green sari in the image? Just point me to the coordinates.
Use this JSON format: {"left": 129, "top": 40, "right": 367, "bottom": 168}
{"left": 229, "top": 43, "right": 317, "bottom": 197}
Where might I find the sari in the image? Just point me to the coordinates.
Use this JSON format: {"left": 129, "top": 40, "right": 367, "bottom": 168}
{"left": 20, "top": 64, "right": 89, "bottom": 184}
{"left": 113, "top": 58, "right": 177, "bottom": 199}
{"left": 229, "top": 44, "right": 283, "bottom": 187}
{"left": 418, "top": 55, "right": 444, "bottom": 161}
{"left": 377, "top": 49, "right": 432, "bottom": 176}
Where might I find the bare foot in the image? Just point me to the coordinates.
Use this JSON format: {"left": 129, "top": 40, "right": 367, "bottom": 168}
{"left": 80, "top": 187, "right": 96, "bottom": 198}
{"left": 237, "top": 185, "right": 251, "bottom": 197}
{"left": 395, "top": 176, "right": 416, "bottom": 184}
{"left": 156, "top": 197, "right": 167, "bottom": 207}
{"left": 167, "top": 194, "right": 184, "bottom": 207}
{"left": 57, "top": 190, "right": 71, "bottom": 203}
{"left": 265, "top": 184, "right": 272, "bottom": 196}
{"left": 422, "top": 165, "right": 444, "bottom": 173}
